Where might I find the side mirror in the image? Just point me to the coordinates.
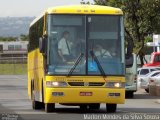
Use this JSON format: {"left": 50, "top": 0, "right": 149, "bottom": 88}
{"left": 39, "top": 37, "right": 46, "bottom": 54}
{"left": 125, "top": 54, "right": 133, "bottom": 67}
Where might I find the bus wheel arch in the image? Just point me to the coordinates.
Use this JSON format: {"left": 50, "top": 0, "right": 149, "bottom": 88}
{"left": 31, "top": 79, "right": 44, "bottom": 110}
{"left": 31, "top": 79, "right": 34, "bottom": 100}
{"left": 41, "top": 79, "right": 44, "bottom": 103}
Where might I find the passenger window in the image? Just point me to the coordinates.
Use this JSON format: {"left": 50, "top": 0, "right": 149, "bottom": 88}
{"left": 140, "top": 69, "right": 149, "bottom": 75}
{"left": 154, "top": 55, "right": 160, "bottom": 62}
{"left": 151, "top": 69, "right": 156, "bottom": 72}
{"left": 155, "top": 68, "right": 160, "bottom": 70}
{"left": 151, "top": 72, "right": 160, "bottom": 77}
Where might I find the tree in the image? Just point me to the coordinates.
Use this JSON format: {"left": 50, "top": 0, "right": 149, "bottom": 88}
{"left": 0, "top": 37, "right": 17, "bottom": 41}
{"left": 93, "top": 0, "right": 160, "bottom": 66}
{"left": 20, "top": 34, "right": 29, "bottom": 41}
{"left": 0, "top": 35, "right": 29, "bottom": 42}
{"left": 81, "top": 0, "right": 91, "bottom": 4}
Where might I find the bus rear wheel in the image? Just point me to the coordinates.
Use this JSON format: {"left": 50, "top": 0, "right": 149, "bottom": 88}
{"left": 106, "top": 104, "right": 117, "bottom": 113}
{"left": 89, "top": 103, "right": 100, "bottom": 110}
{"left": 45, "top": 103, "right": 55, "bottom": 113}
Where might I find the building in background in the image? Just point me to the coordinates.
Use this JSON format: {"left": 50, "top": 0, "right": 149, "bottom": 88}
{"left": 0, "top": 41, "right": 28, "bottom": 63}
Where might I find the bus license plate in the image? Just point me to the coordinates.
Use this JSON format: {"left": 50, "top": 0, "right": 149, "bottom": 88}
{"left": 80, "top": 92, "right": 92, "bottom": 96}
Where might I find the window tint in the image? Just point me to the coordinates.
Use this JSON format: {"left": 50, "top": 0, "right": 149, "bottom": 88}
{"left": 8, "top": 45, "right": 14, "bottom": 50}
{"left": 15, "top": 45, "right": 22, "bottom": 50}
{"left": 155, "top": 68, "right": 160, "bottom": 70}
{"left": 154, "top": 55, "right": 160, "bottom": 62}
{"left": 150, "top": 69, "right": 157, "bottom": 72}
{"left": 8, "top": 45, "right": 22, "bottom": 50}
{"left": 151, "top": 72, "right": 160, "bottom": 77}
{"left": 29, "top": 17, "right": 44, "bottom": 52}
{"left": 0, "top": 44, "right": 3, "bottom": 52}
{"left": 140, "top": 69, "right": 149, "bottom": 75}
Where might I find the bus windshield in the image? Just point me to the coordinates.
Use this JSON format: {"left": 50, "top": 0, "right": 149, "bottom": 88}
{"left": 47, "top": 15, "right": 125, "bottom": 76}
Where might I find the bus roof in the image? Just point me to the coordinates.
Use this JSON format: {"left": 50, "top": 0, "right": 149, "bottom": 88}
{"left": 47, "top": 5, "right": 123, "bottom": 15}
{"left": 30, "top": 5, "right": 123, "bottom": 27}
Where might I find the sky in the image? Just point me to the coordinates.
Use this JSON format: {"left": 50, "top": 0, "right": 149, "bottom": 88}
{"left": 0, "top": 0, "right": 94, "bottom": 17}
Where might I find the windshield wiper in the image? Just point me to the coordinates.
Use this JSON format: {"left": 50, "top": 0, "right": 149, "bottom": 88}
{"left": 90, "top": 50, "right": 106, "bottom": 77}
{"left": 67, "top": 53, "right": 84, "bottom": 76}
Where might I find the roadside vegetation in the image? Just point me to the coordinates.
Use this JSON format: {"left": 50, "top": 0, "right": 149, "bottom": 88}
{"left": 0, "top": 34, "right": 29, "bottom": 41}
{"left": 0, "top": 64, "right": 27, "bottom": 75}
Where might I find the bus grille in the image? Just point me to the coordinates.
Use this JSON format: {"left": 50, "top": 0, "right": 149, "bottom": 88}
{"left": 68, "top": 82, "right": 105, "bottom": 86}
{"left": 89, "top": 82, "right": 105, "bottom": 86}
{"left": 68, "top": 82, "right": 84, "bottom": 86}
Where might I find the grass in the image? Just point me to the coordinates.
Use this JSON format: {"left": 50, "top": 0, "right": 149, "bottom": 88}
{"left": 0, "top": 64, "right": 27, "bottom": 75}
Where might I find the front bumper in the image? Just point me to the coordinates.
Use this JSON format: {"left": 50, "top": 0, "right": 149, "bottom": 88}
{"left": 44, "top": 87, "right": 125, "bottom": 104}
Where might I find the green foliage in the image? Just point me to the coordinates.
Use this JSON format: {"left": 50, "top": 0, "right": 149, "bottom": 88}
{"left": 20, "top": 34, "right": 29, "bottom": 41}
{"left": 81, "top": 0, "right": 91, "bottom": 4}
{"left": 0, "top": 64, "right": 27, "bottom": 75}
{"left": 144, "top": 36, "right": 152, "bottom": 44}
{"left": 0, "top": 35, "right": 29, "bottom": 41}
{"left": 0, "top": 37, "right": 17, "bottom": 41}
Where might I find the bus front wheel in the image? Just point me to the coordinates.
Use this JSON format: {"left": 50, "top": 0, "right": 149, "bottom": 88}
{"left": 45, "top": 103, "right": 55, "bottom": 113}
{"left": 106, "top": 104, "right": 117, "bottom": 113}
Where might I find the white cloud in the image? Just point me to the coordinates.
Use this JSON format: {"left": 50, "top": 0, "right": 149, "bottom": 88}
{"left": 0, "top": 0, "right": 94, "bottom": 17}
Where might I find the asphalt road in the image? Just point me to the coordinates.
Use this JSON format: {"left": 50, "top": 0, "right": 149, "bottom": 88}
{"left": 0, "top": 75, "right": 160, "bottom": 120}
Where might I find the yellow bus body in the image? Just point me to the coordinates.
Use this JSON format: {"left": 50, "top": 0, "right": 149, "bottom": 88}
{"left": 47, "top": 5, "right": 123, "bottom": 15}
{"left": 28, "top": 5, "right": 125, "bottom": 112}
{"left": 28, "top": 49, "right": 125, "bottom": 104}
{"left": 44, "top": 76, "right": 125, "bottom": 104}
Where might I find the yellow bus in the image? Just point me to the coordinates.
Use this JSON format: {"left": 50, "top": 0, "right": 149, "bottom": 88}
{"left": 28, "top": 5, "right": 131, "bottom": 113}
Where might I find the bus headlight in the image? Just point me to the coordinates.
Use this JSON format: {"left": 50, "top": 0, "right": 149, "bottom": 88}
{"left": 46, "top": 81, "right": 68, "bottom": 87}
{"left": 106, "top": 82, "right": 125, "bottom": 88}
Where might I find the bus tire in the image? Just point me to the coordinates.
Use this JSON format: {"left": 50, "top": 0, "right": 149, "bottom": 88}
{"left": 125, "top": 91, "right": 134, "bottom": 98}
{"left": 45, "top": 103, "right": 55, "bottom": 113}
{"left": 106, "top": 104, "right": 117, "bottom": 113}
{"left": 89, "top": 103, "right": 100, "bottom": 110}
